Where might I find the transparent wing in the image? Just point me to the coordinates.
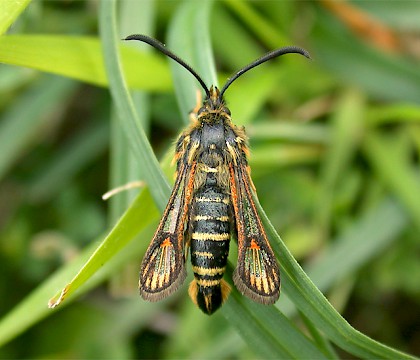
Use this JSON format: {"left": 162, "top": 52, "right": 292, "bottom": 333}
{"left": 139, "top": 162, "right": 196, "bottom": 301}
{"left": 229, "top": 163, "right": 280, "bottom": 304}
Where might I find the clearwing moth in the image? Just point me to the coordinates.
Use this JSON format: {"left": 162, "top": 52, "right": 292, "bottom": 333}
{"left": 125, "top": 34, "right": 310, "bottom": 314}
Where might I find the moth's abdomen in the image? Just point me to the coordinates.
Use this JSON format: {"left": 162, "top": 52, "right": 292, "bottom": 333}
{"left": 189, "top": 185, "right": 231, "bottom": 314}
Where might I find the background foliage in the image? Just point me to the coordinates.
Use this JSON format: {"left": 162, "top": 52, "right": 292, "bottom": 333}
{"left": 0, "top": 0, "right": 419, "bottom": 358}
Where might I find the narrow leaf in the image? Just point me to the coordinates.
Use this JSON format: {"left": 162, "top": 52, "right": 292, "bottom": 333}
{"left": 99, "top": 0, "right": 170, "bottom": 210}
{"left": 0, "top": 35, "right": 172, "bottom": 90}
{"left": 48, "top": 189, "right": 158, "bottom": 308}
{"left": 0, "top": 0, "right": 31, "bottom": 35}
{"left": 257, "top": 201, "right": 415, "bottom": 359}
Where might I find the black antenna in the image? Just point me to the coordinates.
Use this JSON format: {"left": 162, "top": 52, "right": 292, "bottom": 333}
{"left": 124, "top": 34, "right": 211, "bottom": 100}
{"left": 219, "top": 46, "right": 311, "bottom": 102}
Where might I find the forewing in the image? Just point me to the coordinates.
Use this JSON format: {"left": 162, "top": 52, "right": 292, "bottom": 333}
{"left": 230, "top": 163, "right": 280, "bottom": 304}
{"left": 139, "top": 162, "right": 195, "bottom": 301}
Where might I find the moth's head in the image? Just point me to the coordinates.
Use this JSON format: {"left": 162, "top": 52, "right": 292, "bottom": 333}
{"left": 196, "top": 86, "right": 231, "bottom": 120}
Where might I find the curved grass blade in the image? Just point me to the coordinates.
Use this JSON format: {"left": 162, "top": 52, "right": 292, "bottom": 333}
{"left": 99, "top": 0, "right": 170, "bottom": 210}
{"left": 256, "top": 200, "right": 415, "bottom": 359}
{"left": 223, "top": 277, "right": 328, "bottom": 359}
{"left": 48, "top": 188, "right": 159, "bottom": 308}
{"left": 108, "top": 0, "right": 155, "bottom": 222}
{"left": 298, "top": 310, "right": 339, "bottom": 359}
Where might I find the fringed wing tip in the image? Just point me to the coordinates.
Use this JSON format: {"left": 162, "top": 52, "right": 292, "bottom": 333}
{"left": 139, "top": 266, "right": 187, "bottom": 302}
{"left": 232, "top": 268, "right": 280, "bottom": 305}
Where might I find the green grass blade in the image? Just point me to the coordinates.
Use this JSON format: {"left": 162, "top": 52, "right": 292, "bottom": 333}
{"left": 108, "top": 0, "right": 154, "bottom": 222}
{"left": 45, "top": 0, "right": 172, "bottom": 309}
{"left": 0, "top": 35, "right": 171, "bottom": 90}
{"left": 167, "top": 0, "right": 218, "bottom": 119}
{"left": 47, "top": 187, "right": 159, "bottom": 308}
{"left": 298, "top": 310, "right": 339, "bottom": 359}
{"left": 223, "top": 287, "right": 328, "bottom": 359}
{"left": 0, "top": 0, "right": 31, "bottom": 35}
{"left": 224, "top": 0, "right": 288, "bottom": 48}
{"left": 211, "top": 4, "right": 263, "bottom": 69}
{"left": 256, "top": 201, "right": 415, "bottom": 359}
{"left": 99, "top": 0, "right": 170, "bottom": 210}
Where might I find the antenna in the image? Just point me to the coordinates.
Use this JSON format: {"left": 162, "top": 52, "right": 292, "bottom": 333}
{"left": 125, "top": 35, "right": 310, "bottom": 104}
{"left": 124, "top": 34, "right": 211, "bottom": 100}
{"left": 218, "top": 46, "right": 310, "bottom": 102}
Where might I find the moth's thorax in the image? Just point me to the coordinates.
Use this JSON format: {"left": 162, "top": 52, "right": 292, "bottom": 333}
{"left": 193, "top": 121, "right": 230, "bottom": 191}
{"left": 200, "top": 121, "right": 225, "bottom": 153}
{"left": 177, "top": 114, "right": 248, "bottom": 167}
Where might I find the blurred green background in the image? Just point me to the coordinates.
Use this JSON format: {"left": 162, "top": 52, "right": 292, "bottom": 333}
{"left": 0, "top": 0, "right": 419, "bottom": 359}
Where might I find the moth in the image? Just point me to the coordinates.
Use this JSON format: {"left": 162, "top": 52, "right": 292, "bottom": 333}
{"left": 125, "top": 34, "right": 309, "bottom": 314}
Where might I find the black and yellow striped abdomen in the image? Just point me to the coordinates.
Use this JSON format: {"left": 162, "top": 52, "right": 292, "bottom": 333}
{"left": 188, "top": 182, "right": 231, "bottom": 315}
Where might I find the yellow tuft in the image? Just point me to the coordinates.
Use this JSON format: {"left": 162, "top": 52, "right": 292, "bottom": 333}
{"left": 188, "top": 280, "right": 199, "bottom": 306}
{"left": 220, "top": 279, "right": 231, "bottom": 303}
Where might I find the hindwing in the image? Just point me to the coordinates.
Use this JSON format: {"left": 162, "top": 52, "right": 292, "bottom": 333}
{"left": 229, "top": 162, "right": 280, "bottom": 304}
